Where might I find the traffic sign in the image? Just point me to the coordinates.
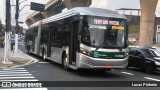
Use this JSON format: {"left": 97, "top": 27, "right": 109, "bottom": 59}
{"left": 30, "top": 2, "right": 45, "bottom": 12}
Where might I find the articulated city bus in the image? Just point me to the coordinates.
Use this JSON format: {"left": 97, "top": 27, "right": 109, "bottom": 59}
{"left": 26, "top": 7, "right": 129, "bottom": 71}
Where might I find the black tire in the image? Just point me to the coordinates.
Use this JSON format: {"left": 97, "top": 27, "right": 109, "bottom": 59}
{"left": 145, "top": 65, "right": 154, "bottom": 74}
{"left": 62, "top": 54, "right": 70, "bottom": 71}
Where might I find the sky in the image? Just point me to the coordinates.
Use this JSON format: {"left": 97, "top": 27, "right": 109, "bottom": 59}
{"left": 0, "top": 0, "right": 160, "bottom": 28}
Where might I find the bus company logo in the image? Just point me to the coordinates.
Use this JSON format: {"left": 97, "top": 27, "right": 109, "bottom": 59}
{"left": 93, "top": 19, "right": 119, "bottom": 25}
{"left": 94, "top": 52, "right": 99, "bottom": 58}
{"left": 2, "top": 82, "right": 12, "bottom": 88}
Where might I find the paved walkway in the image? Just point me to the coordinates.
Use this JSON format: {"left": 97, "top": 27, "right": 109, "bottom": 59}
{"left": 0, "top": 48, "right": 33, "bottom": 69}
{"left": 0, "top": 48, "right": 47, "bottom": 90}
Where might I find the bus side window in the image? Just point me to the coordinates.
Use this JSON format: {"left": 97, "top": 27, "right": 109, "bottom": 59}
{"left": 64, "top": 25, "right": 70, "bottom": 46}
{"left": 50, "top": 27, "right": 57, "bottom": 46}
{"left": 61, "top": 31, "right": 70, "bottom": 46}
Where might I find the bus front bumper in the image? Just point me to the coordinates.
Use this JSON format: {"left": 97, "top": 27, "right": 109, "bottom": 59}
{"left": 77, "top": 53, "right": 128, "bottom": 69}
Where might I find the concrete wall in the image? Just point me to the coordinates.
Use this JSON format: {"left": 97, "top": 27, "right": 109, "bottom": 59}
{"left": 139, "top": 0, "right": 158, "bottom": 46}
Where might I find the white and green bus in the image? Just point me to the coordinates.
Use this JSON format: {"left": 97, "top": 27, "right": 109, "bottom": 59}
{"left": 26, "top": 7, "right": 129, "bottom": 71}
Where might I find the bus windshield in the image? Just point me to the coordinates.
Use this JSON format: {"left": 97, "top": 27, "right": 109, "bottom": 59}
{"left": 85, "top": 16, "right": 127, "bottom": 48}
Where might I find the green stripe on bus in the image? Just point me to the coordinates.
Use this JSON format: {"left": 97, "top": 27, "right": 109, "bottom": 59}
{"left": 91, "top": 51, "right": 125, "bottom": 59}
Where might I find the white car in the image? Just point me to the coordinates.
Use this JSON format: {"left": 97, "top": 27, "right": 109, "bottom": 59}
{"left": 152, "top": 47, "right": 160, "bottom": 52}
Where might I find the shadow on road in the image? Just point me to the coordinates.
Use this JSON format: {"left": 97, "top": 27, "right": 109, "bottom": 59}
{"left": 71, "top": 69, "right": 125, "bottom": 79}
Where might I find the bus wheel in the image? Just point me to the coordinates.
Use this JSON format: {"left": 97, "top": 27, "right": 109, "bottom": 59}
{"left": 62, "top": 55, "right": 70, "bottom": 71}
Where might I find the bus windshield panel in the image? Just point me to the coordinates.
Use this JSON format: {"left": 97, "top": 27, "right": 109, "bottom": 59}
{"left": 86, "top": 16, "right": 127, "bottom": 49}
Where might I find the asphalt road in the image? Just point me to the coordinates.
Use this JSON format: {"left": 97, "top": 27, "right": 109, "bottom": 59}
{"left": 18, "top": 42, "right": 160, "bottom": 90}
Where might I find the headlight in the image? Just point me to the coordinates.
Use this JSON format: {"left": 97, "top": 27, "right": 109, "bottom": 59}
{"left": 80, "top": 48, "right": 91, "bottom": 56}
{"left": 155, "top": 61, "right": 160, "bottom": 66}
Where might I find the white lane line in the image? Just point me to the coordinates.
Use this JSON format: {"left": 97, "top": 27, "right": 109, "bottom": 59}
{"left": 38, "top": 62, "right": 51, "bottom": 64}
{"left": 3, "top": 68, "right": 25, "bottom": 70}
{"left": 121, "top": 72, "right": 135, "bottom": 75}
{"left": 0, "top": 76, "right": 35, "bottom": 79}
{"left": 0, "top": 72, "right": 29, "bottom": 74}
{"left": 0, "top": 70, "right": 27, "bottom": 72}
{"left": 0, "top": 79, "right": 38, "bottom": 81}
{"left": 144, "top": 77, "right": 160, "bottom": 81}
{"left": 0, "top": 88, "right": 48, "bottom": 90}
{"left": 0, "top": 74, "right": 32, "bottom": 77}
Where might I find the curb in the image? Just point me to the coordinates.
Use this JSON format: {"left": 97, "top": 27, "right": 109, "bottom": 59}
{"left": 18, "top": 49, "right": 39, "bottom": 64}
{"left": 1, "top": 50, "right": 39, "bottom": 70}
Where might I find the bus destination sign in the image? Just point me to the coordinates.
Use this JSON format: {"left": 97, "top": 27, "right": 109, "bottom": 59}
{"left": 93, "top": 19, "right": 119, "bottom": 25}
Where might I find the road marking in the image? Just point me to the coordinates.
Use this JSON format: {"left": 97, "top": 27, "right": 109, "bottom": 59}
{"left": 0, "top": 74, "right": 32, "bottom": 76}
{"left": 3, "top": 68, "right": 25, "bottom": 70}
{"left": 38, "top": 62, "right": 51, "bottom": 64}
{"left": 0, "top": 68, "right": 49, "bottom": 90}
{"left": 121, "top": 72, "right": 135, "bottom": 75}
{"left": 0, "top": 70, "right": 27, "bottom": 72}
{"left": 0, "top": 72, "right": 30, "bottom": 74}
{"left": 0, "top": 76, "right": 35, "bottom": 79}
{"left": 0, "top": 79, "right": 38, "bottom": 81}
{"left": 0, "top": 88, "right": 48, "bottom": 90}
{"left": 144, "top": 77, "right": 160, "bottom": 81}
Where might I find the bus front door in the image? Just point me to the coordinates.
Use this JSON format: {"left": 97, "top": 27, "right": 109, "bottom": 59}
{"left": 69, "top": 21, "right": 79, "bottom": 66}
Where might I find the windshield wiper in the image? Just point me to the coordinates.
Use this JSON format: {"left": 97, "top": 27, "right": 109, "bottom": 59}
{"left": 95, "top": 43, "right": 105, "bottom": 51}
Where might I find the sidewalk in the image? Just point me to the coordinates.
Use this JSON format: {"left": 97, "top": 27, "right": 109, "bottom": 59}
{"left": 0, "top": 48, "right": 34, "bottom": 69}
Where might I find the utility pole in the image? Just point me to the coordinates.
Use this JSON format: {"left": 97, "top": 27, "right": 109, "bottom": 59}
{"left": 3, "top": 0, "right": 12, "bottom": 64}
{"left": 15, "top": 0, "right": 19, "bottom": 53}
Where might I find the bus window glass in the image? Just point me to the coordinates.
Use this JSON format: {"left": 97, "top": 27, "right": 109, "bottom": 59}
{"left": 81, "top": 27, "right": 90, "bottom": 45}
{"left": 85, "top": 16, "right": 127, "bottom": 48}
